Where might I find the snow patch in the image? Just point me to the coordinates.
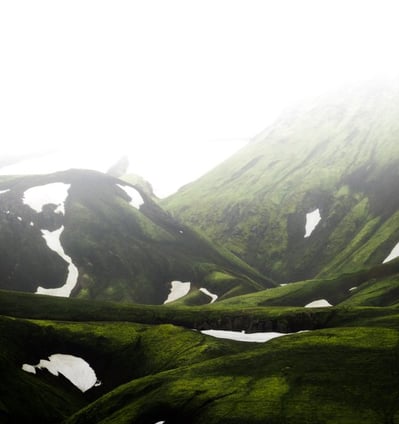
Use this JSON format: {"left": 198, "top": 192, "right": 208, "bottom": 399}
{"left": 0, "top": 189, "right": 10, "bottom": 195}
{"left": 383, "top": 242, "right": 399, "bottom": 264}
{"left": 17, "top": 216, "right": 22, "bottom": 221}
{"left": 201, "top": 330, "right": 294, "bottom": 343}
{"left": 117, "top": 184, "right": 144, "bottom": 209}
{"left": 349, "top": 286, "right": 357, "bottom": 292}
{"left": 305, "top": 299, "right": 332, "bottom": 308}
{"left": 199, "top": 287, "right": 218, "bottom": 304}
{"left": 36, "top": 226, "right": 78, "bottom": 297}
{"left": 164, "top": 281, "right": 191, "bottom": 304}
{"left": 23, "top": 183, "right": 70, "bottom": 214}
{"left": 22, "top": 364, "right": 36, "bottom": 374}
{"left": 22, "top": 354, "right": 100, "bottom": 392}
{"left": 304, "top": 208, "right": 321, "bottom": 238}
{"left": 155, "top": 422, "right": 165, "bottom": 424}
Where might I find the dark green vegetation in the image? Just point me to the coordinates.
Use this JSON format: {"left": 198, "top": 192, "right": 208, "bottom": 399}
{"left": 2, "top": 80, "right": 399, "bottom": 422}
{"left": 0, "top": 169, "right": 272, "bottom": 304}
{"left": 2, "top": 289, "right": 399, "bottom": 423}
{"left": 164, "top": 81, "right": 399, "bottom": 284}
{"left": 220, "top": 257, "right": 399, "bottom": 309}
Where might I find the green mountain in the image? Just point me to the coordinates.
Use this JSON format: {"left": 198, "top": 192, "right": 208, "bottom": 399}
{"left": 0, "top": 169, "right": 272, "bottom": 304}
{"left": 3, "top": 80, "right": 399, "bottom": 423}
{"left": 163, "top": 80, "right": 399, "bottom": 284}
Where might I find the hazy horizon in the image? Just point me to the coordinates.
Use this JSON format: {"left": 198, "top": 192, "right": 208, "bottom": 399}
{"left": 2, "top": 0, "right": 399, "bottom": 196}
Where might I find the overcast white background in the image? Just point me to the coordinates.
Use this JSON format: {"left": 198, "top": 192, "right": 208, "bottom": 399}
{"left": 1, "top": 0, "right": 399, "bottom": 197}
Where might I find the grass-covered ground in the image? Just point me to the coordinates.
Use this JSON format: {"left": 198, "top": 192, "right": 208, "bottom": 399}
{"left": 66, "top": 326, "right": 399, "bottom": 424}
{"left": 1, "top": 288, "right": 399, "bottom": 422}
{"left": 163, "top": 82, "right": 399, "bottom": 284}
{"left": 218, "top": 258, "right": 399, "bottom": 309}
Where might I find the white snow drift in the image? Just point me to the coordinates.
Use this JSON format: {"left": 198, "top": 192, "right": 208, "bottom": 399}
{"left": 0, "top": 189, "right": 10, "bottom": 195}
{"left": 201, "top": 330, "right": 297, "bottom": 343}
{"left": 23, "top": 183, "right": 70, "bottom": 214}
{"left": 305, "top": 299, "right": 332, "bottom": 308}
{"left": 36, "top": 226, "right": 78, "bottom": 297}
{"left": 117, "top": 184, "right": 144, "bottom": 209}
{"left": 383, "top": 242, "right": 399, "bottom": 264}
{"left": 199, "top": 287, "right": 218, "bottom": 304}
{"left": 164, "top": 281, "right": 191, "bottom": 304}
{"left": 304, "top": 208, "right": 321, "bottom": 238}
{"left": 22, "top": 354, "right": 100, "bottom": 392}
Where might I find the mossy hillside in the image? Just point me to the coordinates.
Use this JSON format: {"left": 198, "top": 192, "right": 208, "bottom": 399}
{"left": 66, "top": 326, "right": 399, "bottom": 424}
{"left": 0, "top": 178, "right": 69, "bottom": 292}
{"left": 0, "top": 289, "right": 335, "bottom": 333}
{"left": 6, "top": 288, "right": 399, "bottom": 336}
{"left": 0, "top": 316, "right": 88, "bottom": 424}
{"left": 2, "top": 288, "right": 399, "bottom": 422}
{"left": 163, "top": 81, "right": 399, "bottom": 283}
{"left": 0, "top": 169, "right": 273, "bottom": 305}
{"left": 340, "top": 276, "right": 399, "bottom": 307}
{"left": 0, "top": 314, "right": 252, "bottom": 423}
{"left": 218, "top": 257, "right": 399, "bottom": 308}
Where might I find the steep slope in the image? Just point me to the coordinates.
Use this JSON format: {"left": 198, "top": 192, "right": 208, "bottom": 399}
{"left": 0, "top": 169, "right": 272, "bottom": 304}
{"left": 164, "top": 80, "right": 399, "bottom": 283}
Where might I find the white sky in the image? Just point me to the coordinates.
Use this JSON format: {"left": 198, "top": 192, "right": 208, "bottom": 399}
{"left": 1, "top": 0, "right": 399, "bottom": 197}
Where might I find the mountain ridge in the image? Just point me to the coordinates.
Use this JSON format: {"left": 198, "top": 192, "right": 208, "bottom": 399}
{"left": 0, "top": 168, "right": 273, "bottom": 304}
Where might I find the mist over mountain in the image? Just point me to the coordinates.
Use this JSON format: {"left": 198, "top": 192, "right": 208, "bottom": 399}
{"left": 2, "top": 79, "right": 399, "bottom": 423}
{"left": 164, "top": 80, "right": 399, "bottom": 283}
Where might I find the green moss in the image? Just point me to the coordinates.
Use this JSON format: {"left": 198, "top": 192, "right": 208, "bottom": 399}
{"left": 163, "top": 83, "right": 399, "bottom": 283}
{"left": 66, "top": 327, "right": 399, "bottom": 423}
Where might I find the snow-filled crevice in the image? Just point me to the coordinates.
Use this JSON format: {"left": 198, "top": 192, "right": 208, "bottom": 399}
{"left": 164, "top": 281, "right": 191, "bottom": 304}
{"left": 200, "top": 330, "right": 307, "bottom": 343}
{"left": 36, "top": 226, "right": 78, "bottom": 297}
{"left": 22, "top": 183, "right": 71, "bottom": 214}
{"left": 305, "top": 299, "right": 332, "bottom": 308}
{"left": 117, "top": 184, "right": 144, "bottom": 209}
{"left": 304, "top": 208, "right": 321, "bottom": 238}
{"left": 199, "top": 287, "right": 218, "bottom": 304}
{"left": 383, "top": 242, "right": 399, "bottom": 264}
{"left": 22, "top": 354, "right": 101, "bottom": 392}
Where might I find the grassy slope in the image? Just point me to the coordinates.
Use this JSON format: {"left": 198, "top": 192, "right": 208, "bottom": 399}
{"left": 0, "top": 169, "right": 273, "bottom": 305}
{"left": 163, "top": 81, "right": 399, "bottom": 283}
{"left": 0, "top": 314, "right": 250, "bottom": 423}
{"left": 66, "top": 326, "right": 399, "bottom": 424}
{"left": 1, "top": 289, "right": 399, "bottom": 422}
{"left": 218, "top": 257, "right": 399, "bottom": 309}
